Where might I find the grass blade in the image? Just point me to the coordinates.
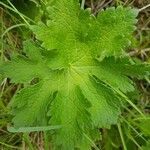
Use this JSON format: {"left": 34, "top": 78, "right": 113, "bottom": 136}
{"left": 8, "top": 125, "right": 61, "bottom": 133}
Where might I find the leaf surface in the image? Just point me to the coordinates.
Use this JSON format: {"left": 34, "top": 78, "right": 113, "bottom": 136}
{"left": 0, "top": 1, "right": 149, "bottom": 149}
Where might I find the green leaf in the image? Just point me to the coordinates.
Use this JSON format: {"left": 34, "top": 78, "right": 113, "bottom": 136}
{"left": 0, "top": 41, "right": 49, "bottom": 83}
{"left": 31, "top": 1, "right": 138, "bottom": 60}
{"left": 94, "top": 6, "right": 138, "bottom": 58}
{"left": 0, "top": 1, "right": 149, "bottom": 149}
{"left": 11, "top": 80, "right": 52, "bottom": 127}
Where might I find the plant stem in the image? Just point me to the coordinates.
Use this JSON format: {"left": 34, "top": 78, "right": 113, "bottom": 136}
{"left": 117, "top": 123, "right": 127, "bottom": 150}
{"left": 23, "top": 133, "right": 34, "bottom": 150}
{"left": 44, "top": 132, "right": 49, "bottom": 150}
{"left": 139, "top": 4, "right": 150, "bottom": 12}
{"left": 7, "top": 0, "right": 30, "bottom": 26}
{"left": 0, "top": 141, "right": 20, "bottom": 149}
{"left": 1, "top": 24, "right": 27, "bottom": 39}
{"left": 8, "top": 125, "right": 61, "bottom": 133}
{"left": 81, "top": 0, "right": 85, "bottom": 9}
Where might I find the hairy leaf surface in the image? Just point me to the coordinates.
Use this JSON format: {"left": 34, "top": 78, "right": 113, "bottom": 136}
{"left": 0, "top": 0, "right": 150, "bottom": 149}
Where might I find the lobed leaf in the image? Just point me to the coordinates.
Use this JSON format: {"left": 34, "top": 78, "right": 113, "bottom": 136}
{"left": 0, "top": 1, "right": 149, "bottom": 149}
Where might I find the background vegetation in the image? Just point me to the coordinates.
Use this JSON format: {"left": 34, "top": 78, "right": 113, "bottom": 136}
{"left": 0, "top": 0, "right": 150, "bottom": 149}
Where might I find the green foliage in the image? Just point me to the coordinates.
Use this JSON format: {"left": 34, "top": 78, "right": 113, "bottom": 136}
{"left": 142, "top": 141, "right": 150, "bottom": 150}
{"left": 135, "top": 117, "right": 150, "bottom": 136}
{"left": 0, "top": 0, "right": 150, "bottom": 149}
{"left": 12, "top": 0, "right": 41, "bottom": 21}
{"left": 32, "top": 1, "right": 138, "bottom": 59}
